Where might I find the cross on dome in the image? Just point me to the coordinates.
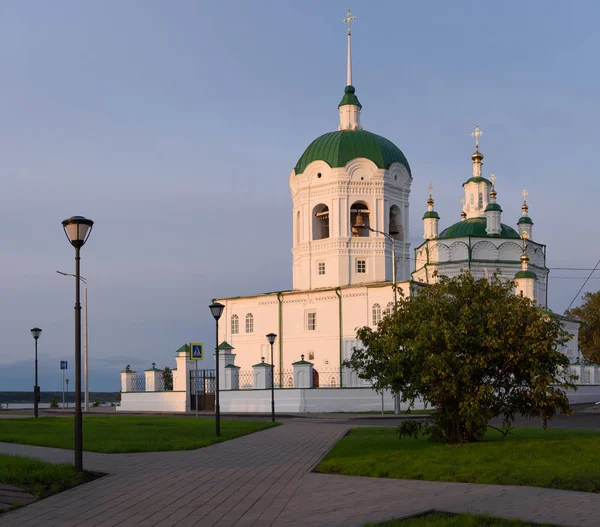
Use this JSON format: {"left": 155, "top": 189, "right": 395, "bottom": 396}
{"left": 428, "top": 181, "right": 434, "bottom": 199}
{"left": 521, "top": 187, "right": 529, "bottom": 204}
{"left": 490, "top": 173, "right": 496, "bottom": 189}
{"left": 472, "top": 125, "right": 483, "bottom": 150}
{"left": 343, "top": 9, "right": 356, "bottom": 35}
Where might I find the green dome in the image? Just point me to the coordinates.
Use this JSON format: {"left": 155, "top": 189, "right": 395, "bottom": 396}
{"left": 294, "top": 130, "right": 411, "bottom": 176}
{"left": 484, "top": 203, "right": 502, "bottom": 212}
{"left": 515, "top": 270, "right": 537, "bottom": 280}
{"left": 338, "top": 85, "right": 362, "bottom": 109}
{"left": 438, "top": 217, "right": 521, "bottom": 239}
{"left": 518, "top": 216, "right": 533, "bottom": 224}
{"left": 423, "top": 211, "right": 440, "bottom": 220}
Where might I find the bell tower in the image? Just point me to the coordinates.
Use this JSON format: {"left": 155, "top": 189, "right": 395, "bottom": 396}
{"left": 289, "top": 11, "right": 412, "bottom": 291}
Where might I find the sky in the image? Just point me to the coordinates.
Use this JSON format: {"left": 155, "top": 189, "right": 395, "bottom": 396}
{"left": 1, "top": 1, "right": 599, "bottom": 392}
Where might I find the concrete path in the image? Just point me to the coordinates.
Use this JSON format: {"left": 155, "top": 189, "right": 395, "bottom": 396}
{"left": 0, "top": 421, "right": 598, "bottom": 526}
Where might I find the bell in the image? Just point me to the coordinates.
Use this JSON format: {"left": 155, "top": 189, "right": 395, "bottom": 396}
{"left": 351, "top": 211, "right": 365, "bottom": 236}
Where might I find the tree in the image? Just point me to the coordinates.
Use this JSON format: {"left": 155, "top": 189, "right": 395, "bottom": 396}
{"left": 566, "top": 290, "right": 600, "bottom": 364}
{"left": 346, "top": 272, "right": 576, "bottom": 444}
{"left": 162, "top": 366, "right": 173, "bottom": 391}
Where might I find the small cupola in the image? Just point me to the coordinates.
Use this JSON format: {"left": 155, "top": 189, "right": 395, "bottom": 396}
{"left": 517, "top": 187, "right": 533, "bottom": 239}
{"left": 485, "top": 173, "right": 502, "bottom": 235}
{"left": 422, "top": 182, "right": 440, "bottom": 239}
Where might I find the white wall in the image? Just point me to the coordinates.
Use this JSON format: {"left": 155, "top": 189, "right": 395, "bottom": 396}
{"left": 118, "top": 391, "right": 187, "bottom": 412}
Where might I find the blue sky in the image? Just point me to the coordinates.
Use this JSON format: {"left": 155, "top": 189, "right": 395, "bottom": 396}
{"left": 1, "top": 1, "right": 599, "bottom": 391}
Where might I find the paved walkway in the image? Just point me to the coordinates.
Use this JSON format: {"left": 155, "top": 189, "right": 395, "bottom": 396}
{"left": 0, "top": 422, "right": 599, "bottom": 526}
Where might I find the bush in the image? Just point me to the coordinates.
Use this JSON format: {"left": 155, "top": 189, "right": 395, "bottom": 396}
{"left": 50, "top": 396, "right": 58, "bottom": 409}
{"left": 92, "top": 401, "right": 100, "bottom": 407}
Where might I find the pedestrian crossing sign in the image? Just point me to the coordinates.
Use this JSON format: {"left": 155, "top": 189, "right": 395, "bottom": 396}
{"left": 190, "top": 343, "right": 204, "bottom": 361}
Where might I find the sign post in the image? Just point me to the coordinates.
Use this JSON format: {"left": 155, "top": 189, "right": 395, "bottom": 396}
{"left": 60, "top": 361, "right": 68, "bottom": 410}
{"left": 190, "top": 343, "right": 204, "bottom": 418}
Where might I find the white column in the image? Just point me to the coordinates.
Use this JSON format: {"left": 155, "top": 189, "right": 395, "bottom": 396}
{"left": 121, "top": 367, "right": 137, "bottom": 393}
{"left": 144, "top": 363, "right": 162, "bottom": 392}
{"left": 253, "top": 358, "right": 272, "bottom": 389}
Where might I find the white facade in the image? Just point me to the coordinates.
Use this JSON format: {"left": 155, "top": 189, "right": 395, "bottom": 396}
{"left": 216, "top": 282, "right": 409, "bottom": 379}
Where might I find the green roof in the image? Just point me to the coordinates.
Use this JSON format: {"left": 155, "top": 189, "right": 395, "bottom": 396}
{"left": 423, "top": 211, "right": 440, "bottom": 220}
{"left": 224, "top": 364, "right": 240, "bottom": 369}
{"left": 515, "top": 270, "right": 538, "bottom": 280}
{"left": 294, "top": 130, "right": 411, "bottom": 176}
{"left": 175, "top": 344, "right": 189, "bottom": 354}
{"left": 252, "top": 361, "right": 272, "bottom": 368}
{"left": 484, "top": 203, "right": 502, "bottom": 212}
{"left": 144, "top": 367, "right": 162, "bottom": 372}
{"left": 338, "top": 85, "right": 362, "bottom": 108}
{"left": 218, "top": 341, "right": 234, "bottom": 351}
{"left": 518, "top": 216, "right": 533, "bottom": 224}
{"left": 438, "top": 217, "right": 521, "bottom": 239}
{"left": 463, "top": 177, "right": 492, "bottom": 186}
{"left": 292, "top": 359, "right": 313, "bottom": 366}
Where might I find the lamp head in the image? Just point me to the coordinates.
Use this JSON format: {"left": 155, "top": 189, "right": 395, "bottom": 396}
{"left": 209, "top": 302, "right": 225, "bottom": 321}
{"left": 30, "top": 327, "right": 42, "bottom": 340}
{"left": 266, "top": 333, "right": 277, "bottom": 345}
{"left": 62, "top": 216, "right": 94, "bottom": 248}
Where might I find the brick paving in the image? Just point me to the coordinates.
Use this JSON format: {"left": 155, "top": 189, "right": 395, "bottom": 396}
{"left": 0, "top": 421, "right": 599, "bottom": 526}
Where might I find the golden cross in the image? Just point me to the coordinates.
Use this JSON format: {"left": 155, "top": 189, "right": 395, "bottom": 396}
{"left": 471, "top": 125, "right": 483, "bottom": 149}
{"left": 490, "top": 173, "right": 496, "bottom": 188}
{"left": 521, "top": 187, "right": 528, "bottom": 204}
{"left": 343, "top": 9, "right": 356, "bottom": 35}
{"left": 427, "top": 181, "right": 434, "bottom": 198}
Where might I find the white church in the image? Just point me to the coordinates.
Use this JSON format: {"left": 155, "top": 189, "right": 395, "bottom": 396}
{"left": 119, "top": 13, "right": 598, "bottom": 414}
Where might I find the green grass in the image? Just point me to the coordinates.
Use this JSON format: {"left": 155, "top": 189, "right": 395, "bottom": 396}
{"left": 0, "top": 454, "right": 96, "bottom": 501}
{"left": 0, "top": 416, "right": 277, "bottom": 453}
{"left": 368, "top": 512, "right": 556, "bottom": 526}
{"left": 316, "top": 427, "right": 600, "bottom": 493}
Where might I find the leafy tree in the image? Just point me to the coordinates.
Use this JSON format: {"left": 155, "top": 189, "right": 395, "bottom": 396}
{"left": 346, "top": 272, "right": 576, "bottom": 444}
{"left": 162, "top": 366, "right": 173, "bottom": 391}
{"left": 566, "top": 290, "right": 600, "bottom": 364}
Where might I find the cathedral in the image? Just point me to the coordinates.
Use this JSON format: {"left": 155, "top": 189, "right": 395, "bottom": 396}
{"left": 215, "top": 13, "right": 579, "bottom": 379}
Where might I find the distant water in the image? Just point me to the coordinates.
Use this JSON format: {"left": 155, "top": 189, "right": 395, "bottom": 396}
{"left": 2, "top": 403, "right": 113, "bottom": 409}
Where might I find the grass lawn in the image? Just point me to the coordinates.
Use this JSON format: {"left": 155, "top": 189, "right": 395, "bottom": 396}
{"left": 316, "top": 427, "right": 600, "bottom": 493}
{"left": 368, "top": 512, "right": 556, "bottom": 526}
{"left": 0, "top": 454, "right": 97, "bottom": 501}
{"left": 0, "top": 416, "right": 277, "bottom": 453}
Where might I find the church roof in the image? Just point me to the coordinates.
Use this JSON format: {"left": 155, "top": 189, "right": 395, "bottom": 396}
{"left": 515, "top": 270, "right": 538, "bottom": 280}
{"left": 518, "top": 216, "right": 534, "bottom": 224}
{"left": 438, "top": 217, "right": 521, "bottom": 239}
{"left": 338, "top": 85, "right": 362, "bottom": 108}
{"left": 463, "top": 176, "right": 492, "bottom": 186}
{"left": 294, "top": 130, "right": 411, "bottom": 176}
{"left": 423, "top": 211, "right": 440, "bottom": 219}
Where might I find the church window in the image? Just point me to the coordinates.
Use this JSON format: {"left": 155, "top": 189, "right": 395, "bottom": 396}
{"left": 295, "top": 210, "right": 301, "bottom": 244}
{"left": 372, "top": 303, "right": 382, "bottom": 326}
{"left": 231, "top": 314, "right": 239, "bottom": 335}
{"left": 318, "top": 262, "right": 326, "bottom": 275}
{"left": 307, "top": 312, "right": 317, "bottom": 331}
{"left": 389, "top": 205, "right": 402, "bottom": 241}
{"left": 245, "top": 313, "right": 254, "bottom": 333}
{"left": 356, "top": 259, "right": 366, "bottom": 274}
{"left": 313, "top": 204, "right": 330, "bottom": 240}
{"left": 584, "top": 369, "right": 591, "bottom": 384}
{"left": 470, "top": 194, "right": 474, "bottom": 206}
{"left": 350, "top": 202, "right": 370, "bottom": 237}
{"left": 478, "top": 192, "right": 483, "bottom": 209}
{"left": 385, "top": 302, "right": 394, "bottom": 316}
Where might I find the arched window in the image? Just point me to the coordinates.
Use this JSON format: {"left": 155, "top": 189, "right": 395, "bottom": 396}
{"left": 350, "top": 202, "right": 370, "bottom": 237}
{"left": 231, "top": 314, "right": 239, "bottom": 335}
{"left": 372, "top": 303, "right": 382, "bottom": 326}
{"left": 245, "top": 313, "right": 254, "bottom": 333}
{"left": 478, "top": 192, "right": 483, "bottom": 209}
{"left": 385, "top": 302, "right": 394, "bottom": 316}
{"left": 389, "top": 205, "right": 403, "bottom": 241}
{"left": 470, "top": 194, "right": 474, "bottom": 206}
{"left": 312, "top": 204, "right": 330, "bottom": 240}
{"left": 296, "top": 210, "right": 301, "bottom": 244}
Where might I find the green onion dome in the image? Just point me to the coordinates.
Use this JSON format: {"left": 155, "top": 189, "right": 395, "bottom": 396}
{"left": 518, "top": 216, "right": 533, "bottom": 224}
{"left": 484, "top": 203, "right": 502, "bottom": 212}
{"left": 423, "top": 211, "right": 440, "bottom": 220}
{"left": 294, "top": 130, "right": 411, "bottom": 176}
{"left": 515, "top": 270, "right": 537, "bottom": 280}
{"left": 438, "top": 217, "right": 520, "bottom": 239}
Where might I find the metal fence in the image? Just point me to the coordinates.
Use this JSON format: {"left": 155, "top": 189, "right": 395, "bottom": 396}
{"left": 154, "top": 375, "right": 173, "bottom": 392}
{"left": 233, "top": 368, "right": 342, "bottom": 389}
{"left": 127, "top": 374, "right": 146, "bottom": 392}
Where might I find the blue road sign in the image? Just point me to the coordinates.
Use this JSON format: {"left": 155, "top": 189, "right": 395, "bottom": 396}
{"left": 60, "top": 361, "right": 68, "bottom": 370}
{"left": 190, "top": 343, "right": 204, "bottom": 361}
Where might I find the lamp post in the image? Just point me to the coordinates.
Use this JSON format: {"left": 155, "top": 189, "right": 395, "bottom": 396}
{"left": 209, "top": 302, "right": 224, "bottom": 436}
{"left": 368, "top": 227, "right": 398, "bottom": 310}
{"left": 30, "top": 327, "right": 42, "bottom": 418}
{"left": 57, "top": 272, "right": 89, "bottom": 412}
{"left": 65, "top": 378, "right": 69, "bottom": 408}
{"left": 266, "top": 333, "right": 277, "bottom": 423}
{"left": 368, "top": 226, "right": 401, "bottom": 414}
{"left": 61, "top": 215, "right": 94, "bottom": 472}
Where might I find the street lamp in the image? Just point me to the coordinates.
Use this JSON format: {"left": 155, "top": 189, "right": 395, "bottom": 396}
{"left": 57, "top": 271, "right": 89, "bottom": 412}
{"left": 266, "top": 333, "right": 277, "bottom": 423}
{"left": 209, "top": 302, "right": 225, "bottom": 436}
{"left": 65, "top": 378, "right": 69, "bottom": 408}
{"left": 368, "top": 227, "right": 398, "bottom": 310}
{"left": 30, "top": 327, "right": 42, "bottom": 418}
{"left": 61, "top": 215, "right": 93, "bottom": 472}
